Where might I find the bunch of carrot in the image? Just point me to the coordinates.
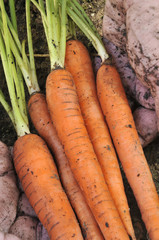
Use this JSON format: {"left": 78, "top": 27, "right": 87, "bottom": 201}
{"left": 0, "top": 0, "right": 159, "bottom": 240}
{"left": 65, "top": 1, "right": 159, "bottom": 240}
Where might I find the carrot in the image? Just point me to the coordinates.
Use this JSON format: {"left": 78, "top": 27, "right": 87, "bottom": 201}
{"left": 65, "top": 39, "right": 136, "bottom": 240}
{"left": 66, "top": 3, "right": 159, "bottom": 238}
{"left": 46, "top": 68, "right": 130, "bottom": 240}
{"left": 13, "top": 134, "right": 83, "bottom": 240}
{"left": 97, "top": 64, "right": 159, "bottom": 240}
{"left": 24, "top": 1, "right": 103, "bottom": 238}
{"left": 30, "top": 0, "right": 129, "bottom": 238}
{"left": 28, "top": 92, "right": 104, "bottom": 240}
{"left": 0, "top": 2, "right": 84, "bottom": 239}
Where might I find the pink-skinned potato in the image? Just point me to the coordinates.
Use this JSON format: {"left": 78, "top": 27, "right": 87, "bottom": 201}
{"left": 102, "top": 0, "right": 126, "bottom": 49}
{"left": 18, "top": 193, "right": 37, "bottom": 218}
{"left": 37, "top": 223, "right": 49, "bottom": 240}
{"left": 0, "top": 141, "right": 19, "bottom": 233}
{"left": 0, "top": 141, "right": 13, "bottom": 175}
{"left": 102, "top": 38, "right": 155, "bottom": 110}
{"left": 133, "top": 107, "right": 158, "bottom": 147}
{"left": 126, "top": 0, "right": 159, "bottom": 129}
{"left": 0, "top": 172, "right": 19, "bottom": 232}
{"left": 0, "top": 231, "right": 21, "bottom": 240}
{"left": 9, "top": 216, "right": 38, "bottom": 240}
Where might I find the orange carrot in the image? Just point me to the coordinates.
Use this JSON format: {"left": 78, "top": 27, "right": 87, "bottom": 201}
{"left": 13, "top": 134, "right": 83, "bottom": 240}
{"left": 65, "top": 39, "right": 136, "bottom": 240}
{"left": 46, "top": 68, "right": 130, "bottom": 240}
{"left": 29, "top": 1, "right": 128, "bottom": 238}
{"left": 97, "top": 64, "right": 159, "bottom": 240}
{"left": 65, "top": 2, "right": 159, "bottom": 238}
{"left": 28, "top": 92, "right": 104, "bottom": 240}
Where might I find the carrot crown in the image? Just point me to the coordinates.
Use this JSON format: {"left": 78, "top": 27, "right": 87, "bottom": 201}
{"left": 0, "top": 0, "right": 30, "bottom": 137}
{"left": 30, "top": 0, "right": 67, "bottom": 70}
{"left": 66, "top": 0, "right": 109, "bottom": 63}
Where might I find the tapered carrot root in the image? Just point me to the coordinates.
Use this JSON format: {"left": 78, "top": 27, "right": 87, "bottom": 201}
{"left": 65, "top": 40, "right": 136, "bottom": 240}
{"left": 46, "top": 68, "right": 130, "bottom": 240}
{"left": 97, "top": 64, "right": 159, "bottom": 240}
{"left": 13, "top": 134, "right": 83, "bottom": 240}
{"left": 28, "top": 92, "right": 104, "bottom": 240}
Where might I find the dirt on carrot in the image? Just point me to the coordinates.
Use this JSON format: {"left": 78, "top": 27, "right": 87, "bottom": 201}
{"left": 97, "top": 64, "right": 159, "bottom": 240}
{"left": 28, "top": 92, "right": 104, "bottom": 240}
{"left": 0, "top": 1, "right": 159, "bottom": 240}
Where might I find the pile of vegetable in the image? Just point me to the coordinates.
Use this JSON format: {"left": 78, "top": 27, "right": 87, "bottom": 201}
{"left": 0, "top": 0, "right": 159, "bottom": 240}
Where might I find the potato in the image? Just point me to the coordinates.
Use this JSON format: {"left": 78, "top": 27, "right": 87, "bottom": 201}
{"left": 0, "top": 172, "right": 19, "bottom": 232}
{"left": 0, "top": 141, "right": 13, "bottom": 175}
{"left": 133, "top": 107, "right": 158, "bottom": 147}
{"left": 0, "top": 231, "right": 21, "bottom": 240}
{"left": 0, "top": 141, "right": 19, "bottom": 233}
{"left": 102, "top": 0, "right": 126, "bottom": 49}
{"left": 126, "top": 0, "right": 159, "bottom": 129}
{"left": 9, "top": 216, "right": 38, "bottom": 240}
{"left": 18, "top": 193, "right": 37, "bottom": 217}
{"left": 37, "top": 222, "right": 49, "bottom": 240}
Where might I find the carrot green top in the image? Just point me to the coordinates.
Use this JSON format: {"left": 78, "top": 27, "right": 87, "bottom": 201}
{"left": 0, "top": 0, "right": 40, "bottom": 96}
{"left": 66, "top": 0, "right": 109, "bottom": 63}
{"left": 31, "top": 0, "right": 67, "bottom": 71}
{"left": 0, "top": 0, "right": 30, "bottom": 137}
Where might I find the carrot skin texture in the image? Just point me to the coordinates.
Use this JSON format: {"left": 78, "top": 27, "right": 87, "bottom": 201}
{"left": 13, "top": 134, "right": 83, "bottom": 240}
{"left": 28, "top": 92, "right": 104, "bottom": 240}
{"left": 97, "top": 64, "right": 159, "bottom": 240}
{"left": 46, "top": 68, "right": 130, "bottom": 240}
{"left": 65, "top": 40, "right": 136, "bottom": 240}
{"left": 28, "top": 93, "right": 63, "bottom": 155}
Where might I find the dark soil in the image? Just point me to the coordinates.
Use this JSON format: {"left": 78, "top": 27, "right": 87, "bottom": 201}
{"left": 0, "top": 1, "right": 159, "bottom": 240}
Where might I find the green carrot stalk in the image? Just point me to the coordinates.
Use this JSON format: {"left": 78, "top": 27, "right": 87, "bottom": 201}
{"left": 0, "top": 2, "right": 40, "bottom": 95}
{"left": 30, "top": 0, "right": 67, "bottom": 70}
{"left": 65, "top": 0, "right": 109, "bottom": 63}
{"left": 9, "top": 0, "right": 17, "bottom": 32}
{"left": 0, "top": 0, "right": 28, "bottom": 123}
{"left": 0, "top": 88, "right": 15, "bottom": 127}
{"left": 0, "top": 29, "right": 29, "bottom": 137}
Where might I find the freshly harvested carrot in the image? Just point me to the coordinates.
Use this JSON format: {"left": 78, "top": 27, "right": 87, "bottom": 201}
{"left": 97, "top": 64, "right": 159, "bottom": 240}
{"left": 24, "top": 0, "right": 104, "bottom": 236}
{"left": 28, "top": 92, "right": 104, "bottom": 240}
{"left": 29, "top": 0, "right": 128, "bottom": 238}
{"left": 13, "top": 134, "right": 83, "bottom": 240}
{"left": 65, "top": 39, "right": 136, "bottom": 240}
{"left": 66, "top": 1, "right": 159, "bottom": 239}
{"left": 46, "top": 68, "right": 130, "bottom": 240}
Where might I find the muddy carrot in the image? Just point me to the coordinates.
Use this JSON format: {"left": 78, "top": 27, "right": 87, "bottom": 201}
{"left": 65, "top": 39, "right": 136, "bottom": 240}
{"left": 97, "top": 64, "right": 159, "bottom": 240}
{"left": 7, "top": 0, "right": 103, "bottom": 238}
{"left": 66, "top": 2, "right": 159, "bottom": 239}
{"left": 46, "top": 68, "right": 130, "bottom": 240}
{"left": 25, "top": 1, "right": 104, "bottom": 238}
{"left": 30, "top": 0, "right": 130, "bottom": 238}
{"left": 28, "top": 92, "right": 104, "bottom": 240}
